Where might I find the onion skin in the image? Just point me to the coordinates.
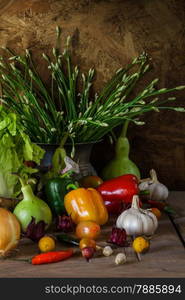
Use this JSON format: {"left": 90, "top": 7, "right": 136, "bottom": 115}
{"left": 0, "top": 208, "right": 21, "bottom": 257}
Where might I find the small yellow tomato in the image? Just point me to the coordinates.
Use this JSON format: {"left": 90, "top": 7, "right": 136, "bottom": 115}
{"left": 132, "top": 236, "right": 150, "bottom": 253}
{"left": 76, "top": 221, "right": 101, "bottom": 240}
{"left": 38, "top": 236, "right": 56, "bottom": 253}
{"left": 79, "top": 238, "right": 96, "bottom": 250}
{"left": 151, "top": 207, "right": 162, "bottom": 219}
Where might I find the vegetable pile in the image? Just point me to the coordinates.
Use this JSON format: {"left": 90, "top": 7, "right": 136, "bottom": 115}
{"left": 0, "top": 29, "right": 183, "bottom": 265}
{"left": 0, "top": 105, "right": 179, "bottom": 263}
{"left": 0, "top": 159, "right": 170, "bottom": 264}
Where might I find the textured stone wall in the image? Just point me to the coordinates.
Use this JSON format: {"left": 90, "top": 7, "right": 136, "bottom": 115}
{"left": 0, "top": 0, "right": 185, "bottom": 189}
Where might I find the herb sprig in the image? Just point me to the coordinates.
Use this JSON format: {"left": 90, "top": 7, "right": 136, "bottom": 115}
{"left": 0, "top": 27, "right": 184, "bottom": 145}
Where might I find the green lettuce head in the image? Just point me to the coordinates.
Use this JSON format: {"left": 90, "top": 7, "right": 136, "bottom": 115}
{"left": 0, "top": 106, "right": 45, "bottom": 198}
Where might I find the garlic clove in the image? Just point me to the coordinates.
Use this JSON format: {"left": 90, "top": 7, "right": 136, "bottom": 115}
{"left": 103, "top": 246, "right": 113, "bottom": 257}
{"left": 115, "top": 253, "right": 127, "bottom": 265}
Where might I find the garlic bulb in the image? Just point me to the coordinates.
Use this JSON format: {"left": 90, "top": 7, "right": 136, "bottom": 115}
{"left": 116, "top": 195, "right": 158, "bottom": 236}
{"left": 0, "top": 208, "right": 21, "bottom": 256}
{"left": 139, "top": 169, "right": 169, "bottom": 201}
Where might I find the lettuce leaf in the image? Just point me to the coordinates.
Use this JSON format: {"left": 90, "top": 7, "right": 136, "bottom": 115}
{"left": 0, "top": 106, "right": 45, "bottom": 197}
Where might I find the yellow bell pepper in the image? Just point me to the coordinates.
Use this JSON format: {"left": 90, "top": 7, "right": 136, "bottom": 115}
{"left": 64, "top": 187, "right": 108, "bottom": 225}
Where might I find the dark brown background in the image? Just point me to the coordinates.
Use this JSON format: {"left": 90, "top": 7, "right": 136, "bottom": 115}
{"left": 0, "top": 0, "right": 185, "bottom": 190}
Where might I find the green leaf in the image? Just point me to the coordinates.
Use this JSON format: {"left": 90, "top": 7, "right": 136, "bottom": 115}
{"left": 0, "top": 117, "right": 10, "bottom": 131}
{"left": 7, "top": 113, "right": 17, "bottom": 135}
{"left": 164, "top": 205, "right": 176, "bottom": 215}
{"left": 0, "top": 106, "right": 45, "bottom": 197}
{"left": 43, "top": 147, "right": 67, "bottom": 182}
{"left": 173, "top": 107, "right": 185, "bottom": 112}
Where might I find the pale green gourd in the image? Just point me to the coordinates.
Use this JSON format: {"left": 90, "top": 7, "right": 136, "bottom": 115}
{"left": 13, "top": 178, "right": 52, "bottom": 232}
{"left": 102, "top": 121, "right": 140, "bottom": 180}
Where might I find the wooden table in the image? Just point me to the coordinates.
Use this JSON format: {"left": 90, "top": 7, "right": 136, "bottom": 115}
{"left": 0, "top": 192, "right": 185, "bottom": 278}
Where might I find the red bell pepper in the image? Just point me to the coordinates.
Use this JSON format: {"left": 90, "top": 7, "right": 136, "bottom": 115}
{"left": 97, "top": 174, "right": 139, "bottom": 214}
{"left": 104, "top": 198, "right": 123, "bottom": 215}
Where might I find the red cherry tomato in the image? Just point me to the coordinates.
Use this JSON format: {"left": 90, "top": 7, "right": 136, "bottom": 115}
{"left": 76, "top": 221, "right": 101, "bottom": 239}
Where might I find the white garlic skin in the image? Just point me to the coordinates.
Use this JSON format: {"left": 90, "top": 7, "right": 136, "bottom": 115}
{"left": 115, "top": 253, "right": 127, "bottom": 265}
{"left": 148, "top": 182, "right": 169, "bottom": 201}
{"left": 116, "top": 195, "right": 158, "bottom": 236}
{"left": 139, "top": 169, "right": 169, "bottom": 201}
{"left": 103, "top": 246, "right": 113, "bottom": 257}
{"left": 139, "top": 181, "right": 151, "bottom": 191}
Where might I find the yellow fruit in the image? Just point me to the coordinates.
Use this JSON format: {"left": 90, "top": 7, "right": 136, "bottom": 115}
{"left": 79, "top": 238, "right": 96, "bottom": 250}
{"left": 132, "top": 236, "right": 149, "bottom": 253}
{"left": 38, "top": 236, "right": 56, "bottom": 253}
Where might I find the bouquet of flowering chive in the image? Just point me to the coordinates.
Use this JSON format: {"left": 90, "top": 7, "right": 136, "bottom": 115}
{"left": 0, "top": 27, "right": 184, "bottom": 148}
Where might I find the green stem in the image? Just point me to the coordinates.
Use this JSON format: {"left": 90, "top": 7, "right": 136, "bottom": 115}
{"left": 66, "top": 184, "right": 78, "bottom": 191}
{"left": 120, "top": 120, "right": 130, "bottom": 138}
{"left": 21, "top": 184, "right": 35, "bottom": 201}
{"left": 12, "top": 173, "right": 27, "bottom": 188}
{"left": 8, "top": 258, "right": 31, "bottom": 263}
{"left": 139, "top": 190, "right": 150, "bottom": 195}
{"left": 19, "top": 177, "right": 27, "bottom": 188}
{"left": 60, "top": 170, "right": 73, "bottom": 178}
{"left": 60, "top": 132, "right": 69, "bottom": 148}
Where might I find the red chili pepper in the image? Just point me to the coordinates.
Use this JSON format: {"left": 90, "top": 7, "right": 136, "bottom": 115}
{"left": 97, "top": 174, "right": 140, "bottom": 214}
{"left": 31, "top": 249, "right": 73, "bottom": 265}
{"left": 147, "top": 200, "right": 166, "bottom": 211}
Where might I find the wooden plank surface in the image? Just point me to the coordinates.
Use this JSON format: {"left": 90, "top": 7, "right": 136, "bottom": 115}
{"left": 0, "top": 192, "right": 185, "bottom": 278}
{"left": 168, "top": 191, "right": 185, "bottom": 241}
